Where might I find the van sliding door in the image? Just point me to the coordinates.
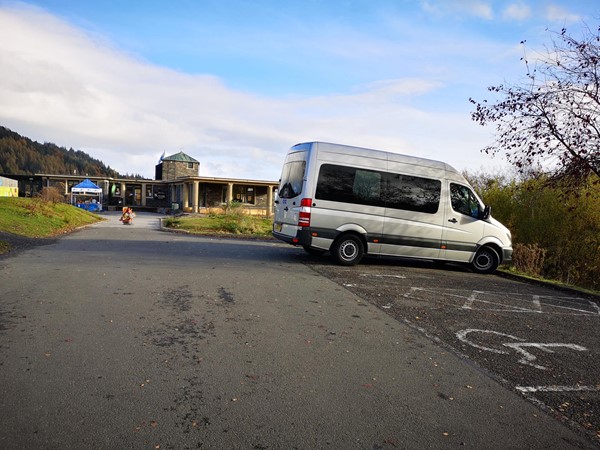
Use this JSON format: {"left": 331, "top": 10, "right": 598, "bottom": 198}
{"left": 313, "top": 164, "right": 384, "bottom": 253}
{"left": 381, "top": 174, "right": 443, "bottom": 258}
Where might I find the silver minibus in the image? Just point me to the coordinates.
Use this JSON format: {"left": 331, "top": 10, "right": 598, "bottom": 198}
{"left": 273, "top": 141, "right": 512, "bottom": 274}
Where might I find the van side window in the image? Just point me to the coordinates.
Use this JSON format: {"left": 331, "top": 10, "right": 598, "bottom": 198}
{"left": 316, "top": 164, "right": 440, "bottom": 213}
{"left": 353, "top": 169, "right": 382, "bottom": 203}
{"left": 279, "top": 161, "right": 306, "bottom": 199}
{"left": 450, "top": 183, "right": 481, "bottom": 218}
{"left": 316, "top": 164, "right": 383, "bottom": 206}
{"left": 385, "top": 175, "right": 441, "bottom": 214}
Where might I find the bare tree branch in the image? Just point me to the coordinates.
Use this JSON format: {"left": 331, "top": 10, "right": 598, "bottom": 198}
{"left": 470, "top": 25, "right": 600, "bottom": 191}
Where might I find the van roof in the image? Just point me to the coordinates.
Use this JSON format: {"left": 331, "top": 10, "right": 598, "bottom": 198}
{"left": 293, "top": 141, "right": 460, "bottom": 175}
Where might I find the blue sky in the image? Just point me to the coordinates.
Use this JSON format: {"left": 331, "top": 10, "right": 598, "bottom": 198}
{"left": 0, "top": 0, "right": 596, "bottom": 180}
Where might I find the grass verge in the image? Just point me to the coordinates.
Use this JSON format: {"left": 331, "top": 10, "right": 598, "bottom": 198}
{"left": 498, "top": 267, "right": 599, "bottom": 298}
{"left": 163, "top": 213, "right": 273, "bottom": 237}
{"left": 0, "top": 197, "right": 102, "bottom": 254}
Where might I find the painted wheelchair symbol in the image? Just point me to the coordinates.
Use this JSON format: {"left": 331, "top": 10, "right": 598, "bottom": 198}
{"left": 456, "top": 329, "right": 588, "bottom": 370}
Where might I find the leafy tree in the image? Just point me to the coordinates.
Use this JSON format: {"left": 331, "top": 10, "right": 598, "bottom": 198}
{"left": 463, "top": 170, "right": 517, "bottom": 229}
{"left": 470, "top": 25, "right": 600, "bottom": 191}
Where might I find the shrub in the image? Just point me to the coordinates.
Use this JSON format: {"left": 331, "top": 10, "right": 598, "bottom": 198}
{"left": 163, "top": 218, "right": 181, "bottom": 228}
{"left": 39, "top": 187, "right": 65, "bottom": 203}
{"left": 512, "top": 243, "right": 547, "bottom": 277}
{"left": 464, "top": 171, "right": 599, "bottom": 289}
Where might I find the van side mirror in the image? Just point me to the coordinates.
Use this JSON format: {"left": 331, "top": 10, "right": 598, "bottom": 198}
{"left": 480, "top": 205, "right": 491, "bottom": 220}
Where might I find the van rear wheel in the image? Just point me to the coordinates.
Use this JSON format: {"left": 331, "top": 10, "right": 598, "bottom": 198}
{"left": 332, "top": 234, "right": 364, "bottom": 266}
{"left": 471, "top": 246, "right": 499, "bottom": 274}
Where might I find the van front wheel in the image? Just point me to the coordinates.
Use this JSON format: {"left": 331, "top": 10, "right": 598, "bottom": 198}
{"left": 332, "top": 234, "right": 364, "bottom": 266}
{"left": 471, "top": 246, "right": 499, "bottom": 274}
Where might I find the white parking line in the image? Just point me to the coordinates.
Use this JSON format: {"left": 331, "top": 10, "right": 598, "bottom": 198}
{"left": 399, "top": 287, "right": 598, "bottom": 316}
{"left": 402, "top": 287, "right": 423, "bottom": 298}
{"left": 589, "top": 300, "right": 600, "bottom": 315}
{"left": 455, "top": 329, "right": 523, "bottom": 354}
{"left": 460, "top": 296, "right": 540, "bottom": 314}
{"left": 456, "top": 329, "right": 589, "bottom": 370}
{"left": 361, "top": 273, "right": 407, "bottom": 279}
{"left": 461, "top": 291, "right": 483, "bottom": 310}
{"left": 516, "top": 385, "right": 600, "bottom": 393}
{"left": 503, "top": 342, "right": 588, "bottom": 370}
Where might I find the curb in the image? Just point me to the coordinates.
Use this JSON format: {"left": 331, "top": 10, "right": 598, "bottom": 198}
{"left": 496, "top": 270, "right": 599, "bottom": 302}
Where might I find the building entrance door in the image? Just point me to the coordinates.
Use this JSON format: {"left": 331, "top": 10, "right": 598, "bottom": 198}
{"left": 125, "top": 185, "right": 142, "bottom": 205}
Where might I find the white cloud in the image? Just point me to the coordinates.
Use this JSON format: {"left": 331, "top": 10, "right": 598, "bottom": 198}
{"left": 421, "top": 0, "right": 494, "bottom": 20}
{"left": 545, "top": 5, "right": 581, "bottom": 24}
{"left": 363, "top": 79, "right": 443, "bottom": 97}
{"left": 503, "top": 3, "right": 531, "bottom": 21}
{"left": 0, "top": 3, "right": 507, "bottom": 181}
{"left": 420, "top": 0, "right": 583, "bottom": 25}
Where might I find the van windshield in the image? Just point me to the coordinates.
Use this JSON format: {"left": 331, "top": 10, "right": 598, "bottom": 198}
{"left": 278, "top": 160, "right": 306, "bottom": 199}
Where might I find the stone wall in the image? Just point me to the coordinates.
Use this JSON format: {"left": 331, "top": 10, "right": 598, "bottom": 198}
{"left": 161, "top": 160, "right": 199, "bottom": 180}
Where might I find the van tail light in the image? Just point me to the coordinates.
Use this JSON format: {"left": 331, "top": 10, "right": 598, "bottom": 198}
{"left": 298, "top": 198, "right": 312, "bottom": 227}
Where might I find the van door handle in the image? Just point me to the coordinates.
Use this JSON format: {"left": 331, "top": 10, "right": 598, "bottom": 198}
{"left": 448, "top": 218, "right": 457, "bottom": 224}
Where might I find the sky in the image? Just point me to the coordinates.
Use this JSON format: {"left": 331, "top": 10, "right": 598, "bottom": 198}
{"left": 0, "top": 0, "right": 597, "bottom": 181}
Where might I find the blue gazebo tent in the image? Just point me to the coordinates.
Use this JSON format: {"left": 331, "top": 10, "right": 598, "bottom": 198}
{"left": 71, "top": 179, "right": 103, "bottom": 212}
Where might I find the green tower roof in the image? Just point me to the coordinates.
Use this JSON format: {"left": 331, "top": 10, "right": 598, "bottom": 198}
{"left": 162, "top": 151, "right": 199, "bottom": 163}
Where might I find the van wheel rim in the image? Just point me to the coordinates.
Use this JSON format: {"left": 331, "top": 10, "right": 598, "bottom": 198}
{"left": 475, "top": 253, "right": 492, "bottom": 270}
{"left": 340, "top": 241, "right": 357, "bottom": 261}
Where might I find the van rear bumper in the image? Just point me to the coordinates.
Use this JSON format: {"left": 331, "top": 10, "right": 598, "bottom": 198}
{"left": 272, "top": 229, "right": 312, "bottom": 246}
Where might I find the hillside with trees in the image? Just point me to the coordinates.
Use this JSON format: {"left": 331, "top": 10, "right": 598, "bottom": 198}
{"left": 0, "top": 126, "right": 133, "bottom": 178}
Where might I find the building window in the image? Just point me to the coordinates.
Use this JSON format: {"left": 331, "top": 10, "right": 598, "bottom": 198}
{"left": 187, "top": 162, "right": 194, "bottom": 169}
{"left": 231, "top": 185, "right": 255, "bottom": 204}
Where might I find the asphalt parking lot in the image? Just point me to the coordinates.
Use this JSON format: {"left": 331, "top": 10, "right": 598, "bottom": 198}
{"left": 305, "top": 255, "right": 600, "bottom": 444}
{"left": 1, "top": 214, "right": 598, "bottom": 448}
